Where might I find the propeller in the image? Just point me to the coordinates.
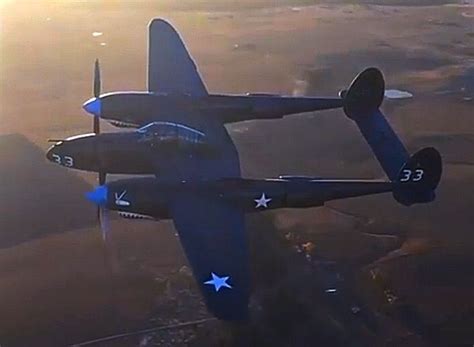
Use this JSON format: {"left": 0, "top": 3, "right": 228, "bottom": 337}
{"left": 83, "top": 59, "right": 108, "bottom": 208}
{"left": 99, "top": 204, "right": 111, "bottom": 241}
{"left": 83, "top": 59, "right": 102, "bottom": 119}
{"left": 93, "top": 59, "right": 101, "bottom": 134}
{"left": 99, "top": 171, "right": 106, "bottom": 186}
{"left": 97, "top": 173, "right": 107, "bottom": 239}
{"left": 86, "top": 185, "right": 120, "bottom": 273}
{"left": 86, "top": 185, "right": 110, "bottom": 241}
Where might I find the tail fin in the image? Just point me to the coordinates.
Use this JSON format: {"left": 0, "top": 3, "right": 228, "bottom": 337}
{"left": 343, "top": 67, "right": 385, "bottom": 121}
{"left": 342, "top": 68, "right": 442, "bottom": 205}
{"left": 393, "top": 148, "right": 442, "bottom": 206}
{"left": 343, "top": 67, "right": 409, "bottom": 180}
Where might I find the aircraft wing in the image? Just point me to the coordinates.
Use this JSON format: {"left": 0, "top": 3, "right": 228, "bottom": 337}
{"left": 148, "top": 116, "right": 241, "bottom": 181}
{"left": 148, "top": 19, "right": 208, "bottom": 96}
{"left": 170, "top": 192, "right": 250, "bottom": 321}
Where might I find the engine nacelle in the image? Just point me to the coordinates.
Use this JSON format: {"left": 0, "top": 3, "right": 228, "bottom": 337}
{"left": 88, "top": 178, "right": 171, "bottom": 220}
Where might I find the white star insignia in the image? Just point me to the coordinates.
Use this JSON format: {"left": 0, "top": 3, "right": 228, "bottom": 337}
{"left": 204, "top": 272, "right": 232, "bottom": 292}
{"left": 254, "top": 193, "right": 271, "bottom": 208}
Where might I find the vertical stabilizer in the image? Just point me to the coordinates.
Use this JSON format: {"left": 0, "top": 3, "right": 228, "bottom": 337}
{"left": 343, "top": 68, "right": 409, "bottom": 180}
{"left": 343, "top": 68, "right": 442, "bottom": 205}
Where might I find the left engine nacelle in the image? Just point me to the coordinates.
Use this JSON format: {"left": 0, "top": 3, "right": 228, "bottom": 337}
{"left": 87, "top": 178, "right": 171, "bottom": 220}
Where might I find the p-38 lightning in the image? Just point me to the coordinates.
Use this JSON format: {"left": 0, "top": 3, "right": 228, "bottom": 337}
{"left": 47, "top": 19, "right": 442, "bottom": 321}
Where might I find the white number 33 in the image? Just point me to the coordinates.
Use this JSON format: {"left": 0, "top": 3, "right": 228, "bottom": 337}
{"left": 400, "top": 169, "right": 424, "bottom": 182}
{"left": 52, "top": 154, "right": 74, "bottom": 167}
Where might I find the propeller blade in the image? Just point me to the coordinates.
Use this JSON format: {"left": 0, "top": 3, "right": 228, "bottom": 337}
{"left": 85, "top": 185, "right": 111, "bottom": 242}
{"left": 94, "top": 116, "right": 100, "bottom": 134}
{"left": 97, "top": 172, "right": 106, "bottom": 225}
{"left": 94, "top": 59, "right": 101, "bottom": 98}
{"left": 99, "top": 207, "right": 110, "bottom": 242}
{"left": 99, "top": 171, "right": 106, "bottom": 185}
{"left": 83, "top": 59, "right": 103, "bottom": 122}
{"left": 93, "top": 59, "right": 101, "bottom": 134}
{"left": 99, "top": 207, "right": 121, "bottom": 274}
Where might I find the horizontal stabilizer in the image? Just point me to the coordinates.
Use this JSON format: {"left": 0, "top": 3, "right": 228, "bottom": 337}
{"left": 393, "top": 147, "right": 442, "bottom": 206}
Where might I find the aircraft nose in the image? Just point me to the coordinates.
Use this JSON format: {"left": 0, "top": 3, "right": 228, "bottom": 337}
{"left": 86, "top": 185, "right": 108, "bottom": 206}
{"left": 83, "top": 97, "right": 102, "bottom": 116}
{"left": 46, "top": 143, "right": 61, "bottom": 163}
{"left": 46, "top": 146, "right": 54, "bottom": 162}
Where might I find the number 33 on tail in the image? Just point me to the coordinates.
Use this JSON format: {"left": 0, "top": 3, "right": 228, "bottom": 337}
{"left": 400, "top": 169, "right": 424, "bottom": 182}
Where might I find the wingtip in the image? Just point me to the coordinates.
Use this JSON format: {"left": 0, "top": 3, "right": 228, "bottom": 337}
{"left": 149, "top": 18, "right": 175, "bottom": 31}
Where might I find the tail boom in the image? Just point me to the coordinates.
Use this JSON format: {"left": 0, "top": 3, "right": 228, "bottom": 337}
{"left": 343, "top": 67, "right": 442, "bottom": 205}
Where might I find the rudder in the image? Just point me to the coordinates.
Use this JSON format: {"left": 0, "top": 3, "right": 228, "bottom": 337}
{"left": 393, "top": 147, "right": 442, "bottom": 206}
{"left": 343, "top": 67, "right": 385, "bottom": 120}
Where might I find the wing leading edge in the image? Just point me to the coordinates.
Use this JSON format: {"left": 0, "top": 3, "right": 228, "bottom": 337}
{"left": 148, "top": 19, "right": 208, "bottom": 96}
{"left": 170, "top": 193, "right": 250, "bottom": 321}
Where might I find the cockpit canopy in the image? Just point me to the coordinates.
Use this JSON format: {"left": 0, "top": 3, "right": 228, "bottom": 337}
{"left": 137, "top": 121, "right": 206, "bottom": 145}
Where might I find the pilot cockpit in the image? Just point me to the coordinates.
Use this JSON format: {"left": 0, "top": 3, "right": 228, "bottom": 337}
{"left": 137, "top": 121, "right": 206, "bottom": 146}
